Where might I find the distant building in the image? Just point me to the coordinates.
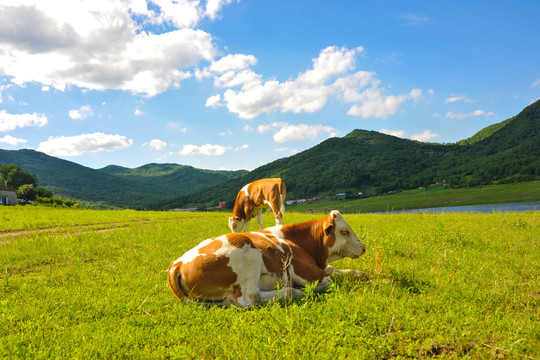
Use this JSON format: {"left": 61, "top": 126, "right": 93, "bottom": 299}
{"left": 0, "top": 185, "right": 18, "bottom": 205}
{"left": 218, "top": 201, "right": 226, "bottom": 208}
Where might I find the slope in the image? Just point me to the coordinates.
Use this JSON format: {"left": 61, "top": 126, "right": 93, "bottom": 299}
{"left": 149, "top": 100, "right": 540, "bottom": 210}
{"left": 0, "top": 149, "right": 247, "bottom": 208}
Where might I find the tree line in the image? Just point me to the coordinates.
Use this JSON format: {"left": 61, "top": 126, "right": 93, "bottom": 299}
{"left": 0, "top": 164, "right": 79, "bottom": 207}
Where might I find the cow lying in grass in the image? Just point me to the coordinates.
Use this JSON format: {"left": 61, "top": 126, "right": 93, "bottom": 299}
{"left": 228, "top": 178, "right": 286, "bottom": 232}
{"left": 168, "top": 210, "right": 366, "bottom": 307}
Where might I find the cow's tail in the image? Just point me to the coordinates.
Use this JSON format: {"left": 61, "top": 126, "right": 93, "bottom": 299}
{"left": 168, "top": 261, "right": 188, "bottom": 301}
{"left": 279, "top": 179, "right": 287, "bottom": 214}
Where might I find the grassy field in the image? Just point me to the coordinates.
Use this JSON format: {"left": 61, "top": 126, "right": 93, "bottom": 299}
{"left": 1, "top": 207, "right": 538, "bottom": 359}
{"left": 290, "top": 181, "right": 540, "bottom": 214}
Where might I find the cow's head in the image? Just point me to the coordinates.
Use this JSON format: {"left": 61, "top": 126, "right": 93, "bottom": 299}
{"left": 324, "top": 210, "right": 366, "bottom": 262}
{"left": 228, "top": 216, "right": 245, "bottom": 233}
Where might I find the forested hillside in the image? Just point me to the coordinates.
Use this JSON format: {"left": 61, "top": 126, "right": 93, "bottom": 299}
{"left": 149, "top": 100, "right": 540, "bottom": 210}
{"left": 0, "top": 150, "right": 247, "bottom": 208}
{"left": 2, "top": 100, "right": 538, "bottom": 210}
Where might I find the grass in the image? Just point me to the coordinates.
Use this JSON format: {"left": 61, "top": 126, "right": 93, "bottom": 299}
{"left": 1, "top": 207, "right": 539, "bottom": 359}
{"left": 290, "top": 180, "right": 540, "bottom": 213}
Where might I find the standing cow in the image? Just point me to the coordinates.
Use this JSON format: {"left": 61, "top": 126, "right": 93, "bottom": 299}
{"left": 228, "top": 178, "right": 286, "bottom": 232}
{"left": 168, "top": 210, "right": 367, "bottom": 307}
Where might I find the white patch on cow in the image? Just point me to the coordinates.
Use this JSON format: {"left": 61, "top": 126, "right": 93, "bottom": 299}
{"left": 263, "top": 199, "right": 273, "bottom": 210}
{"left": 241, "top": 183, "right": 250, "bottom": 198}
{"left": 179, "top": 237, "right": 224, "bottom": 264}
{"left": 222, "top": 241, "right": 264, "bottom": 306}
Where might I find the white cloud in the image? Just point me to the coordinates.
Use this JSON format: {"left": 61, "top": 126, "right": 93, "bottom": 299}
{"left": 445, "top": 95, "right": 465, "bottom": 103}
{"left": 347, "top": 88, "right": 408, "bottom": 118}
{"left": 179, "top": 143, "right": 230, "bottom": 156}
{"left": 272, "top": 124, "right": 339, "bottom": 143}
{"left": 446, "top": 110, "right": 494, "bottom": 119}
{"left": 257, "top": 122, "right": 287, "bottom": 134}
{"left": 68, "top": 105, "right": 93, "bottom": 120}
{"left": 0, "top": 110, "right": 48, "bottom": 132}
{"left": 409, "top": 88, "right": 423, "bottom": 102}
{"left": 134, "top": 109, "right": 144, "bottom": 116}
{"left": 531, "top": 78, "right": 540, "bottom": 87}
{"left": 411, "top": 130, "right": 439, "bottom": 142}
{"left": 167, "top": 122, "right": 187, "bottom": 132}
{"left": 380, "top": 129, "right": 406, "bottom": 138}
{"left": 206, "top": 0, "right": 235, "bottom": 20}
{"left": 209, "top": 54, "right": 257, "bottom": 73}
{"left": 445, "top": 94, "right": 473, "bottom": 103}
{"left": 149, "top": 139, "right": 167, "bottom": 150}
{"left": 400, "top": 13, "right": 429, "bottom": 26}
{"left": 205, "top": 94, "right": 222, "bottom": 107}
{"left": 37, "top": 132, "right": 133, "bottom": 156}
{"left": 0, "top": 135, "right": 27, "bottom": 145}
{"left": 0, "top": 1, "right": 236, "bottom": 96}
{"left": 235, "top": 144, "right": 249, "bottom": 151}
{"left": 204, "top": 46, "right": 417, "bottom": 120}
{"left": 471, "top": 110, "right": 494, "bottom": 117}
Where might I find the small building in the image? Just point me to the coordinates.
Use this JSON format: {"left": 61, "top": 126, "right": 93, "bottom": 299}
{"left": 218, "top": 201, "right": 226, "bottom": 208}
{"left": 0, "top": 185, "right": 18, "bottom": 205}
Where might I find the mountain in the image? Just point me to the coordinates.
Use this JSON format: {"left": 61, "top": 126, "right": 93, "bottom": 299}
{"left": 2, "top": 100, "right": 538, "bottom": 210}
{"left": 148, "top": 100, "right": 540, "bottom": 210}
{"left": 0, "top": 149, "right": 247, "bottom": 208}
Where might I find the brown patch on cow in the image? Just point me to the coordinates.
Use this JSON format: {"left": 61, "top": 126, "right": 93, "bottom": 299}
{"left": 248, "top": 232, "right": 292, "bottom": 278}
{"left": 168, "top": 260, "right": 189, "bottom": 300}
{"left": 289, "top": 245, "right": 328, "bottom": 283}
{"left": 198, "top": 239, "right": 223, "bottom": 254}
{"left": 226, "top": 233, "right": 255, "bottom": 249}
{"left": 279, "top": 216, "right": 332, "bottom": 269}
{"left": 180, "top": 254, "right": 238, "bottom": 301}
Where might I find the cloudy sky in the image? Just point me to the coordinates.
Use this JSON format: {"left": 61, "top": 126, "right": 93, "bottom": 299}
{"left": 1, "top": 1, "right": 539, "bottom": 171}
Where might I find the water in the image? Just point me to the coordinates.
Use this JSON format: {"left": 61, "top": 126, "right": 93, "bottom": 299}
{"left": 388, "top": 201, "right": 540, "bottom": 214}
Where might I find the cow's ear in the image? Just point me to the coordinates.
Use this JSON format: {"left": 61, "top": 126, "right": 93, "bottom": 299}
{"left": 324, "top": 223, "right": 334, "bottom": 236}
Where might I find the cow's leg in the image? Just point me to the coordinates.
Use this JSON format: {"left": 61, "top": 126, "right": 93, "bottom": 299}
{"left": 266, "top": 198, "right": 283, "bottom": 226}
{"left": 256, "top": 209, "right": 264, "bottom": 229}
{"left": 258, "top": 287, "right": 303, "bottom": 303}
{"left": 325, "top": 265, "right": 368, "bottom": 279}
{"left": 290, "top": 265, "right": 333, "bottom": 293}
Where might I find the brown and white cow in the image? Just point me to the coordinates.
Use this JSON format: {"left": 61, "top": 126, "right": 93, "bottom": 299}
{"left": 168, "top": 210, "right": 366, "bottom": 307}
{"left": 228, "top": 178, "right": 286, "bottom": 232}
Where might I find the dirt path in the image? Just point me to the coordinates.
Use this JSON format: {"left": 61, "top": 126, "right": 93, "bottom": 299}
{"left": 0, "top": 220, "right": 150, "bottom": 244}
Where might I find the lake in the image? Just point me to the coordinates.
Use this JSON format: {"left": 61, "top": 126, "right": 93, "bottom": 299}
{"left": 390, "top": 201, "right": 540, "bottom": 214}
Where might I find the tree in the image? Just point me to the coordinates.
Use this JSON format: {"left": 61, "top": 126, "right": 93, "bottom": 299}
{"left": 0, "top": 164, "right": 38, "bottom": 189}
{"left": 36, "top": 187, "right": 53, "bottom": 198}
{"left": 17, "top": 184, "right": 37, "bottom": 202}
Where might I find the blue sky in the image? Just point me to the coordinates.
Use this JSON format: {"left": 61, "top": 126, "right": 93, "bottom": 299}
{"left": 1, "top": 0, "right": 539, "bottom": 171}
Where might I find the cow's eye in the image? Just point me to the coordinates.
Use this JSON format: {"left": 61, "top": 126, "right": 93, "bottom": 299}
{"left": 341, "top": 230, "right": 349, "bottom": 236}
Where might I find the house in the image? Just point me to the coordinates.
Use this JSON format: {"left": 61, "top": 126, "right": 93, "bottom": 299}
{"left": 0, "top": 185, "right": 18, "bottom": 205}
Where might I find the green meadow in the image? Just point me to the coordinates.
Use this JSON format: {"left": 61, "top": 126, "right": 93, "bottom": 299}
{"left": 1, "top": 207, "right": 538, "bottom": 359}
{"left": 290, "top": 181, "right": 540, "bottom": 214}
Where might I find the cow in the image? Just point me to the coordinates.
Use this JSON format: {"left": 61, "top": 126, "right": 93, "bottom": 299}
{"left": 168, "top": 210, "right": 367, "bottom": 307}
{"left": 228, "top": 178, "right": 286, "bottom": 232}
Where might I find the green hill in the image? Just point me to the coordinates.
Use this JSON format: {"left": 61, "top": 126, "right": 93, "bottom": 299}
{"left": 149, "top": 100, "right": 540, "bottom": 210}
{"left": 2, "top": 100, "right": 538, "bottom": 210}
{"left": 0, "top": 149, "right": 247, "bottom": 208}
